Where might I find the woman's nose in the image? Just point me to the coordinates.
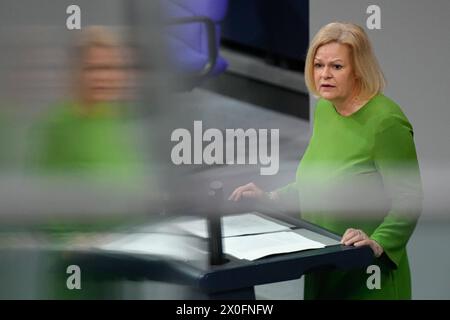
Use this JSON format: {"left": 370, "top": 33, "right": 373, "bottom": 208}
{"left": 321, "top": 67, "right": 332, "bottom": 79}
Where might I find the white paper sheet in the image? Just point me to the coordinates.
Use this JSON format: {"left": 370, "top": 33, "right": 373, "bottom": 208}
{"left": 174, "top": 213, "right": 291, "bottom": 238}
{"left": 99, "top": 233, "right": 203, "bottom": 261}
{"left": 223, "top": 231, "right": 326, "bottom": 261}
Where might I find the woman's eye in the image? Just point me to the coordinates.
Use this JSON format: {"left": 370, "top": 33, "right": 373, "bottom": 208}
{"left": 333, "top": 64, "right": 343, "bottom": 70}
{"left": 314, "top": 63, "right": 323, "bottom": 68}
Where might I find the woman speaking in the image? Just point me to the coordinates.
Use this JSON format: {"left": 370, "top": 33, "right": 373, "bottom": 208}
{"left": 229, "top": 22, "right": 423, "bottom": 299}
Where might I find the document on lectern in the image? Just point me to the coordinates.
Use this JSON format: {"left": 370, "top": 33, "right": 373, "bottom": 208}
{"left": 98, "top": 233, "right": 204, "bottom": 261}
{"left": 223, "top": 231, "right": 326, "bottom": 261}
{"left": 173, "top": 213, "right": 292, "bottom": 238}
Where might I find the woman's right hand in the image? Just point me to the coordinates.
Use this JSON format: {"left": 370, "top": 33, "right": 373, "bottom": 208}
{"left": 228, "top": 182, "right": 265, "bottom": 202}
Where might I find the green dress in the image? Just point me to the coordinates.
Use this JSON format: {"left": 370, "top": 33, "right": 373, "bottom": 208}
{"left": 29, "top": 101, "right": 144, "bottom": 299}
{"left": 31, "top": 101, "right": 139, "bottom": 177}
{"left": 278, "top": 94, "right": 422, "bottom": 299}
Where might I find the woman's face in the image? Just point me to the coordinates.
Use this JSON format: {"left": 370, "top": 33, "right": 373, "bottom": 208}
{"left": 313, "top": 42, "right": 357, "bottom": 104}
{"left": 80, "top": 45, "right": 129, "bottom": 105}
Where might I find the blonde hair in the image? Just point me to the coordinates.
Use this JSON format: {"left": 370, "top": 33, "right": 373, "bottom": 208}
{"left": 305, "top": 22, "right": 385, "bottom": 100}
{"left": 78, "top": 25, "right": 121, "bottom": 51}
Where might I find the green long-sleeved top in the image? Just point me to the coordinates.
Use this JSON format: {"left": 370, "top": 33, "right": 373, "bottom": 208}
{"left": 28, "top": 101, "right": 148, "bottom": 232}
{"left": 31, "top": 101, "right": 139, "bottom": 176}
{"left": 278, "top": 94, "right": 422, "bottom": 299}
{"left": 28, "top": 101, "right": 146, "bottom": 298}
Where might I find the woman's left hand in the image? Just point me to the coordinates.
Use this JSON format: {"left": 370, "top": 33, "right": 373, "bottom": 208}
{"left": 341, "top": 228, "right": 384, "bottom": 258}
